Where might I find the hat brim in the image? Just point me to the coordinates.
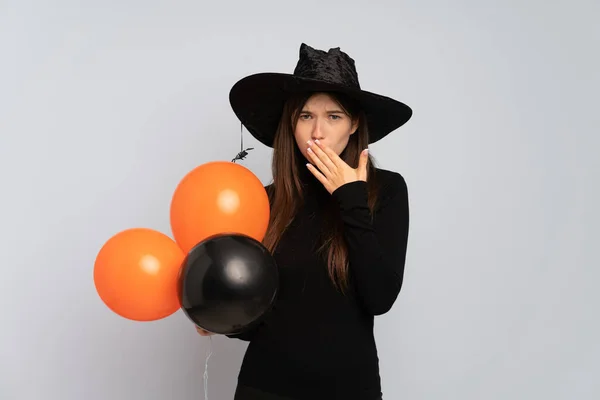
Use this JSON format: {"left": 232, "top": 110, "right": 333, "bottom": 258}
{"left": 229, "top": 72, "right": 412, "bottom": 148}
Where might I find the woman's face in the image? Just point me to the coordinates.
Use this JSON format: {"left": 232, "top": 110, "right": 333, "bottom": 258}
{"left": 293, "top": 93, "right": 358, "bottom": 161}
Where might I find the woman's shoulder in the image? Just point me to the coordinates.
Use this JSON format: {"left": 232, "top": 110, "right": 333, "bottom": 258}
{"left": 372, "top": 167, "right": 408, "bottom": 193}
{"left": 370, "top": 168, "right": 409, "bottom": 213}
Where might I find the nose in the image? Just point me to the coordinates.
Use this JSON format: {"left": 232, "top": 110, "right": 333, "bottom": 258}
{"left": 311, "top": 119, "right": 324, "bottom": 141}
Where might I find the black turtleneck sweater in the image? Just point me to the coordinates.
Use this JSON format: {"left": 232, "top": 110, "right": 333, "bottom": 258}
{"left": 227, "top": 165, "right": 410, "bottom": 400}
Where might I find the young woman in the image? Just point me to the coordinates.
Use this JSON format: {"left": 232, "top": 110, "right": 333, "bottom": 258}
{"left": 197, "top": 43, "right": 412, "bottom": 400}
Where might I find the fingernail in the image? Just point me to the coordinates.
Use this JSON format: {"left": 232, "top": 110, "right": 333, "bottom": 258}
{"left": 315, "top": 139, "right": 320, "bottom": 144}
{"left": 363, "top": 149, "right": 369, "bottom": 154}
{"left": 307, "top": 140, "right": 313, "bottom": 146}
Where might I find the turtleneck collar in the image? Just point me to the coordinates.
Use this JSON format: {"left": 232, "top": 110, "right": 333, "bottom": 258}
{"left": 295, "top": 156, "right": 331, "bottom": 206}
{"left": 297, "top": 157, "right": 317, "bottom": 184}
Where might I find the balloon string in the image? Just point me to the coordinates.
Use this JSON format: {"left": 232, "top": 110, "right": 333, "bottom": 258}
{"left": 203, "top": 336, "right": 213, "bottom": 400}
{"left": 232, "top": 122, "right": 253, "bottom": 163}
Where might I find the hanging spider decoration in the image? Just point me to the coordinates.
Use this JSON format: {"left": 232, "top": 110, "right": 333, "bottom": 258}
{"left": 232, "top": 147, "right": 254, "bottom": 162}
{"left": 231, "top": 123, "right": 253, "bottom": 163}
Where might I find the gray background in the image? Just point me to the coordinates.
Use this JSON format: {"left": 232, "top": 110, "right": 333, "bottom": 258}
{"left": 1, "top": 0, "right": 599, "bottom": 399}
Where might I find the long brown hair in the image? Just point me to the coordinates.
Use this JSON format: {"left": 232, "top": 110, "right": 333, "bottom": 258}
{"left": 262, "top": 91, "right": 379, "bottom": 292}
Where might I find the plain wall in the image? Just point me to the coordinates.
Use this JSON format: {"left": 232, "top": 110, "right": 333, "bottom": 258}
{"left": 1, "top": 0, "right": 599, "bottom": 399}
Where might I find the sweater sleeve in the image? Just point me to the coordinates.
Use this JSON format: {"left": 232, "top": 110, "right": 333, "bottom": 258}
{"left": 331, "top": 172, "right": 410, "bottom": 315}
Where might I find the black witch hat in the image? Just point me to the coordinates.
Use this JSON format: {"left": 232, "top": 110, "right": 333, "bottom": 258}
{"left": 229, "top": 43, "right": 412, "bottom": 148}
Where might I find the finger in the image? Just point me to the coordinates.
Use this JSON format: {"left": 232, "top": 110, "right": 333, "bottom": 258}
{"left": 358, "top": 149, "right": 369, "bottom": 180}
{"left": 195, "top": 326, "right": 209, "bottom": 335}
{"left": 315, "top": 140, "right": 344, "bottom": 167}
{"left": 307, "top": 146, "right": 332, "bottom": 176}
{"left": 308, "top": 141, "right": 336, "bottom": 173}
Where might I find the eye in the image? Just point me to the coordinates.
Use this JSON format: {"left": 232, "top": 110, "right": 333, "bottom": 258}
{"left": 330, "top": 114, "right": 342, "bottom": 120}
{"left": 299, "top": 113, "right": 311, "bottom": 120}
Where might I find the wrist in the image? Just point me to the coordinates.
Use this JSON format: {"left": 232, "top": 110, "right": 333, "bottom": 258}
{"left": 332, "top": 181, "right": 369, "bottom": 211}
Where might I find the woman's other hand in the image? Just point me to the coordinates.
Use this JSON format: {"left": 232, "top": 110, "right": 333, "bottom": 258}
{"left": 195, "top": 326, "right": 215, "bottom": 336}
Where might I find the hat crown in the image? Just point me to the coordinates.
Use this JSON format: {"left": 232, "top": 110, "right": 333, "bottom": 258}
{"left": 292, "top": 43, "right": 361, "bottom": 89}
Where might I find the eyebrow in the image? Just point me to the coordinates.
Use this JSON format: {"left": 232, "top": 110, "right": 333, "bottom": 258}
{"left": 300, "top": 109, "right": 345, "bottom": 114}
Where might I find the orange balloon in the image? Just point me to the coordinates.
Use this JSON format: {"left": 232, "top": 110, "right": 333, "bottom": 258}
{"left": 94, "top": 228, "right": 185, "bottom": 322}
{"left": 170, "top": 161, "right": 270, "bottom": 254}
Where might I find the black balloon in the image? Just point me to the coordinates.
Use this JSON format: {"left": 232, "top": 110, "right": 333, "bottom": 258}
{"left": 178, "top": 233, "right": 279, "bottom": 335}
